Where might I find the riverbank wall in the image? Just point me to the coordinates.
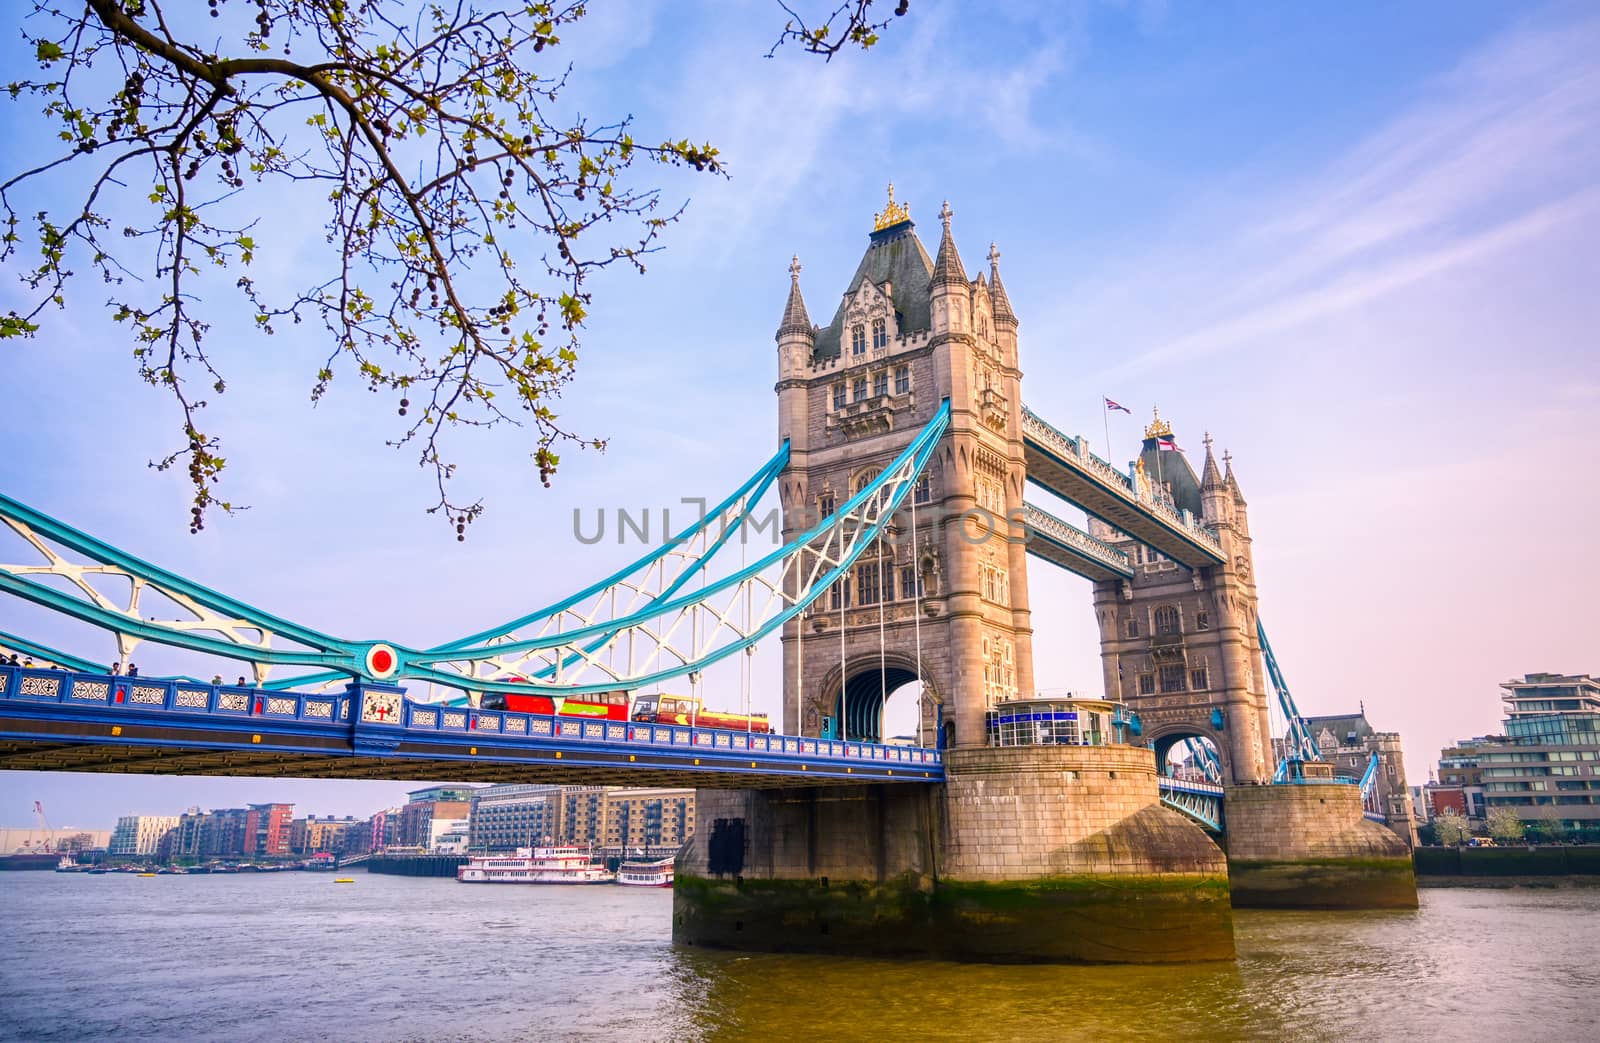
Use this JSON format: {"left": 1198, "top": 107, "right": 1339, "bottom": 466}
{"left": 366, "top": 855, "right": 465, "bottom": 877}
{"left": 1415, "top": 845, "right": 1600, "bottom": 879}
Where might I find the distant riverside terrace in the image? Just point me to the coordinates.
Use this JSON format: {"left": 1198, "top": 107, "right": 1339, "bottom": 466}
{"left": 50, "top": 784, "right": 697, "bottom": 863}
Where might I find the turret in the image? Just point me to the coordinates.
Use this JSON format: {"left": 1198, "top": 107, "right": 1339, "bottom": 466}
{"left": 775, "top": 255, "right": 815, "bottom": 451}
{"left": 1199, "top": 433, "right": 1231, "bottom": 527}
{"left": 928, "top": 201, "right": 971, "bottom": 337}
{"left": 776, "top": 254, "right": 814, "bottom": 380}
{"left": 988, "top": 242, "right": 1018, "bottom": 364}
{"left": 1225, "top": 450, "right": 1250, "bottom": 537}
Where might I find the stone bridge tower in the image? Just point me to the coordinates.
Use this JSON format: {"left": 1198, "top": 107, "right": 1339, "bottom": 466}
{"left": 774, "top": 189, "right": 1033, "bottom": 748}
{"left": 1089, "top": 417, "right": 1275, "bottom": 784}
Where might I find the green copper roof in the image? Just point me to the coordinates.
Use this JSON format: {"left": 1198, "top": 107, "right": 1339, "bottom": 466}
{"left": 813, "top": 220, "right": 935, "bottom": 361}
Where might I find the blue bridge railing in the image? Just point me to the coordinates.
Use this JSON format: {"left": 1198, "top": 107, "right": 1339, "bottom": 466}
{"left": 0, "top": 664, "right": 943, "bottom": 776}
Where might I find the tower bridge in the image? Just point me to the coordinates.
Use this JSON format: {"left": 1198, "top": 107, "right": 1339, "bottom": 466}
{"left": 1, "top": 187, "right": 1415, "bottom": 964}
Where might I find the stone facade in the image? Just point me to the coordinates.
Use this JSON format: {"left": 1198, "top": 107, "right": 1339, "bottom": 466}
{"left": 1091, "top": 429, "right": 1275, "bottom": 785}
{"left": 775, "top": 204, "right": 1032, "bottom": 747}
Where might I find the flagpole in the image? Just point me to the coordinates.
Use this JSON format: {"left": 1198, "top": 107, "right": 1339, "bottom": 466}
{"left": 1153, "top": 406, "right": 1163, "bottom": 489}
{"left": 1102, "top": 394, "right": 1112, "bottom": 462}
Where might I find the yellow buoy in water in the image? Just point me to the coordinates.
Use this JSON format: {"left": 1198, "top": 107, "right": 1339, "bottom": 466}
{"left": 334, "top": 877, "right": 356, "bottom": 883}
{"left": 137, "top": 872, "right": 157, "bottom": 877}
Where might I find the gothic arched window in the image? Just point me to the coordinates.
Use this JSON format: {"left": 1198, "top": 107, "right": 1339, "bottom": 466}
{"left": 872, "top": 318, "right": 887, "bottom": 349}
{"left": 1154, "top": 605, "right": 1181, "bottom": 635}
{"left": 851, "top": 325, "right": 866, "bottom": 355}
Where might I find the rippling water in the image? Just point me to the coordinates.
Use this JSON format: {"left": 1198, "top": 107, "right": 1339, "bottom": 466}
{"left": 1, "top": 872, "right": 1595, "bottom": 1041}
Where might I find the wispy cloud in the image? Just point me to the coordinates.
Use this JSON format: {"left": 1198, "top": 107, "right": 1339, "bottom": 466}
{"left": 1068, "top": 15, "right": 1600, "bottom": 381}
{"left": 649, "top": 0, "right": 1077, "bottom": 261}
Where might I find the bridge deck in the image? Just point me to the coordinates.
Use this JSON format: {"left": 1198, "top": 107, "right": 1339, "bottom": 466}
{"left": 0, "top": 666, "right": 941, "bottom": 789}
{"left": 1021, "top": 405, "right": 1225, "bottom": 569}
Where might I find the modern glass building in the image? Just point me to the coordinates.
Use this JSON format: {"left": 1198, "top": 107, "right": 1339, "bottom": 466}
{"left": 1477, "top": 673, "right": 1600, "bottom": 833}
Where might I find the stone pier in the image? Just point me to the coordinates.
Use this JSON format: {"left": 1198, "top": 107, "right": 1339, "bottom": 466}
{"left": 674, "top": 744, "right": 1235, "bottom": 964}
{"left": 1222, "top": 780, "right": 1417, "bottom": 909}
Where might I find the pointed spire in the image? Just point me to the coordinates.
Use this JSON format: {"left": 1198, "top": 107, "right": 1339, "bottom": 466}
{"left": 988, "top": 241, "right": 1017, "bottom": 327}
{"left": 1201, "top": 431, "right": 1224, "bottom": 489}
{"left": 777, "top": 254, "right": 813, "bottom": 340}
{"left": 930, "top": 200, "right": 968, "bottom": 288}
{"left": 1224, "top": 449, "right": 1247, "bottom": 505}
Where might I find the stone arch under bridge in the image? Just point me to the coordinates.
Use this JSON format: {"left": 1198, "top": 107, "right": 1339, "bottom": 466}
{"left": 806, "top": 651, "right": 929, "bottom": 745}
{"left": 1147, "top": 722, "right": 1230, "bottom": 779}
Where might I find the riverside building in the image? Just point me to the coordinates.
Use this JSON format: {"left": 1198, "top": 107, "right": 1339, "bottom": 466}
{"left": 1478, "top": 673, "right": 1600, "bottom": 833}
{"left": 108, "top": 815, "right": 180, "bottom": 856}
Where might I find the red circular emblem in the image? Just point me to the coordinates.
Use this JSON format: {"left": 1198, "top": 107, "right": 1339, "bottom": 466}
{"left": 365, "top": 644, "right": 398, "bottom": 678}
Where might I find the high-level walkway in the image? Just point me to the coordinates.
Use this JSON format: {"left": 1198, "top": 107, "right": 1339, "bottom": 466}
{"left": 1022, "top": 404, "right": 1225, "bottom": 568}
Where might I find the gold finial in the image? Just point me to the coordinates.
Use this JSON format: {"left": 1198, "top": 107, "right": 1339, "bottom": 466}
{"left": 873, "top": 182, "right": 911, "bottom": 231}
{"left": 1144, "top": 406, "right": 1172, "bottom": 440}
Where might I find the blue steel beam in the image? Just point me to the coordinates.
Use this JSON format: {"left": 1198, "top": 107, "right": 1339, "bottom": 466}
{"left": 1258, "top": 618, "right": 1320, "bottom": 781}
{"left": 2, "top": 402, "right": 946, "bottom": 696}
{"left": 1157, "top": 777, "right": 1224, "bottom": 832}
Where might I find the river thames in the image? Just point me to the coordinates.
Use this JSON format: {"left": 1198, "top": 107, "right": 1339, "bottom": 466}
{"left": 0, "top": 873, "right": 1594, "bottom": 1041}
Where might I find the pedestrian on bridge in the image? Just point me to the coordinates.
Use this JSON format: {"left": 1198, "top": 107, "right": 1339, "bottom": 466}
{"left": 127, "top": 663, "right": 139, "bottom": 677}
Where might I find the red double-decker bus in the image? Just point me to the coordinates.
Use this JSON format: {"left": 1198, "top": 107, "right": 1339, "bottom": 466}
{"left": 631, "top": 693, "right": 770, "bottom": 733}
{"left": 479, "top": 681, "right": 630, "bottom": 721}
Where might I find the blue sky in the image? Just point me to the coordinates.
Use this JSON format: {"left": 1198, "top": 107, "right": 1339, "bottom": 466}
{"left": 3, "top": 0, "right": 1597, "bottom": 827}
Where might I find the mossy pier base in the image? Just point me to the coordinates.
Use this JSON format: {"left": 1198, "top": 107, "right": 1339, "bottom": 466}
{"left": 1222, "top": 782, "right": 1418, "bottom": 909}
{"left": 673, "top": 746, "right": 1235, "bottom": 964}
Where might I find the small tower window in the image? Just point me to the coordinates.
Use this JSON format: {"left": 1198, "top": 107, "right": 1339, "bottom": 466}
{"left": 873, "top": 371, "right": 889, "bottom": 397}
{"left": 852, "top": 376, "right": 868, "bottom": 401}
{"left": 872, "top": 318, "right": 887, "bottom": 349}
{"left": 979, "top": 316, "right": 989, "bottom": 338}
{"left": 1137, "top": 673, "right": 1155, "bottom": 696}
{"left": 1196, "top": 610, "right": 1210, "bottom": 631}
{"left": 894, "top": 365, "right": 910, "bottom": 395}
{"left": 851, "top": 325, "right": 866, "bottom": 355}
{"left": 1125, "top": 617, "right": 1141, "bottom": 639}
{"left": 1190, "top": 666, "right": 1209, "bottom": 690}
{"left": 818, "top": 492, "right": 835, "bottom": 518}
{"left": 1154, "top": 605, "right": 1181, "bottom": 635}
{"left": 1159, "top": 666, "right": 1187, "bottom": 693}
{"left": 914, "top": 474, "right": 932, "bottom": 505}
{"left": 829, "top": 577, "right": 850, "bottom": 610}
{"left": 831, "top": 384, "right": 845, "bottom": 410}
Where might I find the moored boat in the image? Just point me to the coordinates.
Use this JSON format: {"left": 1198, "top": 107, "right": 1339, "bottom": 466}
{"left": 615, "top": 857, "right": 674, "bottom": 888}
{"left": 457, "top": 847, "right": 613, "bottom": 884}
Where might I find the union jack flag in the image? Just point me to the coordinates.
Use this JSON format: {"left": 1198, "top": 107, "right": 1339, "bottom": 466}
{"left": 1104, "top": 397, "right": 1132, "bottom": 414}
